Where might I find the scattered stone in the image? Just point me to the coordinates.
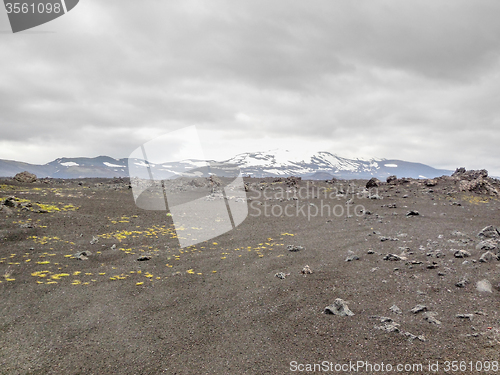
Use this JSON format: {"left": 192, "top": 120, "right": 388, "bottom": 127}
{"left": 423, "top": 312, "right": 442, "bottom": 325}
{"left": 477, "top": 225, "right": 500, "bottom": 239}
{"left": 476, "top": 279, "right": 492, "bottom": 293}
{"left": 479, "top": 251, "right": 498, "bottom": 263}
{"left": 454, "top": 249, "right": 471, "bottom": 258}
{"left": 367, "top": 249, "right": 375, "bottom": 255}
{"left": 208, "top": 175, "right": 223, "bottom": 187}
{"left": 275, "top": 272, "right": 289, "bottom": 279}
{"left": 425, "top": 179, "right": 437, "bottom": 187}
{"left": 476, "top": 240, "right": 498, "bottom": 251}
{"left": 375, "top": 320, "right": 400, "bottom": 333}
{"left": 19, "top": 222, "right": 36, "bottom": 229}
{"left": 402, "top": 332, "right": 427, "bottom": 342}
{"left": 456, "top": 277, "right": 469, "bottom": 288}
{"left": 74, "top": 250, "right": 92, "bottom": 260}
{"left": 13, "top": 171, "right": 37, "bottom": 183}
{"left": 324, "top": 298, "right": 354, "bottom": 316}
{"left": 111, "top": 244, "right": 116, "bottom": 250}
{"left": 456, "top": 314, "right": 474, "bottom": 321}
{"left": 3, "top": 197, "right": 17, "bottom": 207}
{"left": 90, "top": 236, "right": 99, "bottom": 245}
{"left": 301, "top": 265, "right": 312, "bottom": 275}
{"left": 379, "top": 236, "right": 399, "bottom": 242}
{"left": 284, "top": 176, "right": 301, "bottom": 188}
{"left": 427, "top": 250, "right": 445, "bottom": 258}
{"left": 390, "top": 305, "right": 402, "bottom": 315}
{"left": 410, "top": 304, "right": 427, "bottom": 314}
{"left": 386, "top": 175, "right": 397, "bottom": 184}
{"left": 345, "top": 254, "right": 360, "bottom": 262}
{"left": 426, "top": 263, "right": 439, "bottom": 269}
{"left": 287, "top": 245, "right": 304, "bottom": 252}
{"left": 383, "top": 254, "right": 404, "bottom": 261}
{"left": 406, "top": 210, "right": 420, "bottom": 216}
{"left": 366, "top": 178, "right": 381, "bottom": 188}
{"left": 137, "top": 255, "right": 151, "bottom": 261}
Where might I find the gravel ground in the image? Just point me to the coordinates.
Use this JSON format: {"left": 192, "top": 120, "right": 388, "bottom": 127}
{"left": 1, "top": 176, "right": 499, "bottom": 374}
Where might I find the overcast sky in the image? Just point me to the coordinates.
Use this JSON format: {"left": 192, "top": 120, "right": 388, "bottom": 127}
{"left": 1, "top": 0, "right": 500, "bottom": 174}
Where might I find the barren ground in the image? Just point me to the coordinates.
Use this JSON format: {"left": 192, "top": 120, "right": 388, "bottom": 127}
{"left": 1, "top": 176, "right": 499, "bottom": 374}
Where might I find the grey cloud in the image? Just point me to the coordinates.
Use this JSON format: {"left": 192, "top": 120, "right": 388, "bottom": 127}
{"left": 0, "top": 0, "right": 500, "bottom": 174}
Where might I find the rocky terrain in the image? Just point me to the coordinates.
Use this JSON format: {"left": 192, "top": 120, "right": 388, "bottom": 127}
{"left": 0, "top": 169, "right": 499, "bottom": 374}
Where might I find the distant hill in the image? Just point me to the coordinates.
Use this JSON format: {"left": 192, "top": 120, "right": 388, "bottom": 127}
{"left": 0, "top": 151, "right": 453, "bottom": 180}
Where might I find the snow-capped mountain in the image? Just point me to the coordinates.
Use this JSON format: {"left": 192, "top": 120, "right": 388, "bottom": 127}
{"left": 0, "top": 151, "right": 452, "bottom": 180}
{"left": 221, "top": 150, "right": 451, "bottom": 179}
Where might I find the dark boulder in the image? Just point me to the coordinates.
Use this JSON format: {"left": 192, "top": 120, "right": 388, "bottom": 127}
{"left": 13, "top": 171, "right": 37, "bottom": 183}
{"left": 386, "top": 175, "right": 397, "bottom": 184}
{"left": 366, "top": 177, "right": 381, "bottom": 189}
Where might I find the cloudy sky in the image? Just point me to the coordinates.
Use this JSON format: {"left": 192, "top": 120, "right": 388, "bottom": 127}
{"left": 1, "top": 0, "right": 500, "bottom": 174}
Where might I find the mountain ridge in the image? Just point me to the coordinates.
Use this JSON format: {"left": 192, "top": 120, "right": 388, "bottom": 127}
{"left": 0, "top": 151, "right": 453, "bottom": 180}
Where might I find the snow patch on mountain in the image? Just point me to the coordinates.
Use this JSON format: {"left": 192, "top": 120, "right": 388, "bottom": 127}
{"left": 103, "top": 162, "right": 125, "bottom": 168}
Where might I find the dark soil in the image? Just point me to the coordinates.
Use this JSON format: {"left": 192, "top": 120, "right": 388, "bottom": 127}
{"left": 1, "top": 177, "right": 499, "bottom": 374}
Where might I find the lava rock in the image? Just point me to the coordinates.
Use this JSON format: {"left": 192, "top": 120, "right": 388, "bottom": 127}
{"left": 345, "top": 254, "right": 360, "bottom": 262}
{"left": 390, "top": 305, "right": 402, "bottom": 315}
{"left": 301, "top": 265, "right": 312, "bottom": 275}
{"left": 476, "top": 239, "right": 498, "bottom": 251}
{"left": 479, "top": 251, "right": 498, "bottom": 263}
{"left": 456, "top": 314, "right": 474, "bottom": 320}
{"left": 386, "top": 175, "right": 397, "bottom": 184}
{"left": 13, "top": 171, "right": 37, "bottom": 183}
{"left": 366, "top": 178, "right": 381, "bottom": 189}
{"left": 477, "top": 225, "right": 500, "bottom": 239}
{"left": 324, "top": 298, "right": 354, "bottom": 316}
{"left": 456, "top": 277, "right": 469, "bottom": 288}
{"left": 410, "top": 304, "right": 427, "bottom": 314}
{"left": 74, "top": 250, "right": 92, "bottom": 260}
{"left": 383, "top": 254, "right": 404, "bottom": 261}
{"left": 423, "top": 312, "right": 441, "bottom": 325}
{"left": 454, "top": 249, "right": 471, "bottom": 258}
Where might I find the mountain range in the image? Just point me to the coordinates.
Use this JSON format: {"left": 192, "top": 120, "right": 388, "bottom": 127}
{"left": 0, "top": 151, "right": 453, "bottom": 180}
